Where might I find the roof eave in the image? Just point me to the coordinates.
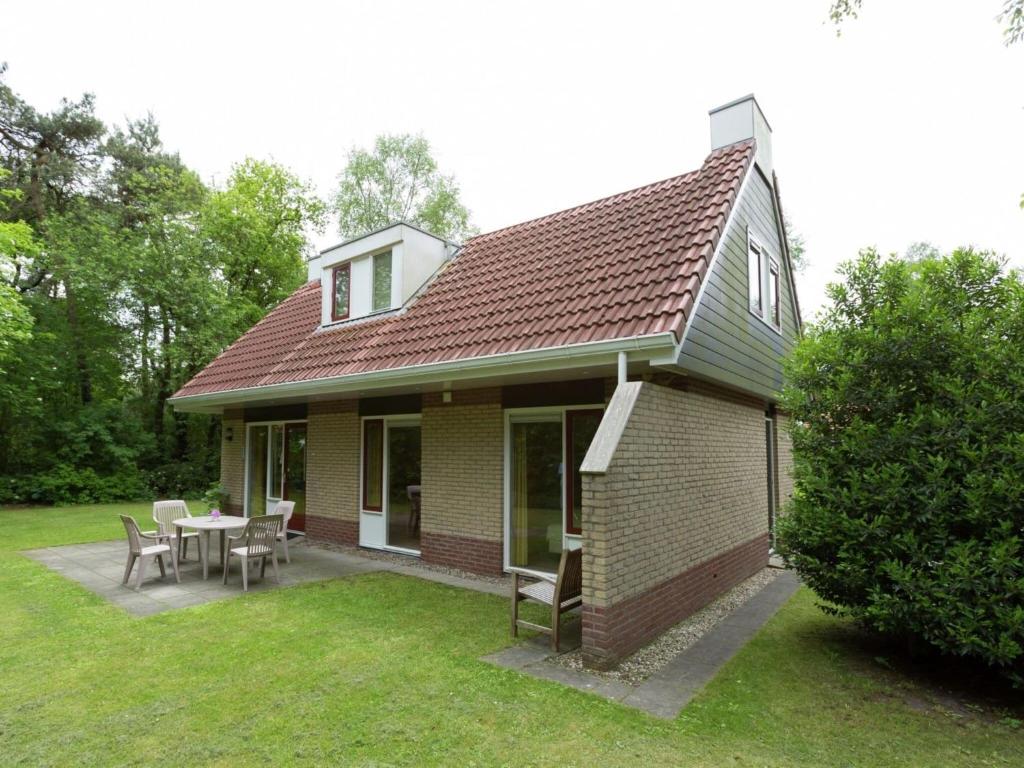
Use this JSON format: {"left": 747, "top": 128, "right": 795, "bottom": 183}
{"left": 169, "top": 332, "right": 678, "bottom": 413}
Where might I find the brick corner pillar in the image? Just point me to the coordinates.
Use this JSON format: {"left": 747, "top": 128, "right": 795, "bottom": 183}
{"left": 220, "top": 409, "right": 245, "bottom": 516}
{"left": 580, "top": 471, "right": 617, "bottom": 669}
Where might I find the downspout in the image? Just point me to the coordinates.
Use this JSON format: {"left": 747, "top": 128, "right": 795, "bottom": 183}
{"left": 617, "top": 350, "right": 628, "bottom": 385}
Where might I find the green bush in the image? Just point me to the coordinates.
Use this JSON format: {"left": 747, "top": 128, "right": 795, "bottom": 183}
{"left": 779, "top": 248, "right": 1024, "bottom": 684}
{"left": 0, "top": 464, "right": 150, "bottom": 506}
{"left": 142, "top": 461, "right": 216, "bottom": 500}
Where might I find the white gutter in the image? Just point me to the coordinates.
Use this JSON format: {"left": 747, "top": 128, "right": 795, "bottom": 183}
{"left": 169, "top": 332, "right": 678, "bottom": 411}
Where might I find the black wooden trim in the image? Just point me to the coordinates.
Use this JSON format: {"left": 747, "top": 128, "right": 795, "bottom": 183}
{"left": 501, "top": 379, "right": 606, "bottom": 409}
{"left": 244, "top": 404, "right": 308, "bottom": 422}
{"left": 358, "top": 394, "right": 423, "bottom": 416}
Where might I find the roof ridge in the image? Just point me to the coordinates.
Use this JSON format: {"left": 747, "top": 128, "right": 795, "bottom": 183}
{"left": 467, "top": 142, "right": 751, "bottom": 244}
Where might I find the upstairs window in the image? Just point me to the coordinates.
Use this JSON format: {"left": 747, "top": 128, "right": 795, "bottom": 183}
{"left": 332, "top": 263, "right": 350, "bottom": 321}
{"left": 372, "top": 250, "right": 392, "bottom": 312}
{"left": 748, "top": 231, "right": 783, "bottom": 333}
{"left": 768, "top": 260, "right": 781, "bottom": 328}
{"left": 748, "top": 237, "right": 763, "bottom": 314}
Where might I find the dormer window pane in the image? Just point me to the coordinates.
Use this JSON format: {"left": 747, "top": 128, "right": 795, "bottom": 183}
{"left": 332, "top": 263, "right": 350, "bottom": 321}
{"left": 372, "top": 250, "right": 392, "bottom": 312}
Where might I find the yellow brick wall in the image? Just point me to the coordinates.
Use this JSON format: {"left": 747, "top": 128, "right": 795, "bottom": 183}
{"left": 583, "top": 382, "right": 768, "bottom": 609}
{"left": 421, "top": 388, "right": 504, "bottom": 542}
{"left": 306, "top": 400, "right": 360, "bottom": 525}
{"left": 220, "top": 409, "right": 245, "bottom": 513}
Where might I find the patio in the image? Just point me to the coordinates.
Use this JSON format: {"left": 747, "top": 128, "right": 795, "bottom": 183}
{"left": 23, "top": 537, "right": 511, "bottom": 617}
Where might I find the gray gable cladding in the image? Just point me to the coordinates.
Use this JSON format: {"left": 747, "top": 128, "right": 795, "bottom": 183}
{"left": 676, "top": 167, "right": 799, "bottom": 400}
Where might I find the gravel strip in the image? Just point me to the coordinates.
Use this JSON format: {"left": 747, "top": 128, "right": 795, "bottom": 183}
{"left": 301, "top": 539, "right": 511, "bottom": 588}
{"left": 553, "top": 567, "right": 780, "bottom": 685}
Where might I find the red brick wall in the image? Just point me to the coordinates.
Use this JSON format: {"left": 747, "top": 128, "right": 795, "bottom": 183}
{"left": 582, "top": 533, "right": 769, "bottom": 669}
{"left": 305, "top": 514, "right": 359, "bottom": 546}
{"left": 421, "top": 530, "right": 504, "bottom": 576}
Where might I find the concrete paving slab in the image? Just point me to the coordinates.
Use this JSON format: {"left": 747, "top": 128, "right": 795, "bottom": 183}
{"left": 23, "top": 538, "right": 507, "bottom": 616}
{"left": 481, "top": 570, "right": 801, "bottom": 720}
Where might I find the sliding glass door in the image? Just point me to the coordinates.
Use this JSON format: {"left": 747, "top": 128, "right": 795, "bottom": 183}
{"left": 386, "top": 422, "right": 421, "bottom": 551}
{"left": 245, "top": 421, "right": 307, "bottom": 532}
{"left": 510, "top": 419, "right": 563, "bottom": 572}
{"left": 284, "top": 424, "right": 307, "bottom": 532}
{"left": 247, "top": 426, "right": 269, "bottom": 517}
{"left": 508, "top": 408, "right": 602, "bottom": 573}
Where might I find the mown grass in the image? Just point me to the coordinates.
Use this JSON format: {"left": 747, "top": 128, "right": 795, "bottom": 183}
{"left": 0, "top": 502, "right": 1021, "bottom": 766}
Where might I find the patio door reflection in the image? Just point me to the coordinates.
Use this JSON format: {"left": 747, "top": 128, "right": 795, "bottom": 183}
{"left": 247, "top": 426, "right": 269, "bottom": 516}
{"left": 510, "top": 419, "right": 563, "bottom": 573}
{"left": 386, "top": 423, "right": 421, "bottom": 551}
{"left": 246, "top": 421, "right": 307, "bottom": 532}
{"left": 284, "top": 424, "right": 307, "bottom": 532}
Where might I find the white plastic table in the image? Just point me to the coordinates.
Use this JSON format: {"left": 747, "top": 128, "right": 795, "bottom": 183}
{"left": 174, "top": 515, "right": 247, "bottom": 580}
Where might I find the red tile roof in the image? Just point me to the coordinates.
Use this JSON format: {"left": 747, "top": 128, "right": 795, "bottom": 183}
{"left": 173, "top": 140, "right": 754, "bottom": 400}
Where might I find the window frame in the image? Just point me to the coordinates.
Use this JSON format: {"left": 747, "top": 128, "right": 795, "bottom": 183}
{"left": 371, "top": 249, "right": 393, "bottom": 313}
{"left": 361, "top": 418, "right": 384, "bottom": 512}
{"left": 747, "top": 234, "right": 764, "bottom": 316}
{"left": 331, "top": 262, "right": 351, "bottom": 322}
{"left": 768, "top": 258, "right": 781, "bottom": 329}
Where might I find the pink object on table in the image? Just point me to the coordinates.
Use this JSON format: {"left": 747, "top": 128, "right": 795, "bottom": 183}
{"left": 210, "top": 508, "right": 221, "bottom": 520}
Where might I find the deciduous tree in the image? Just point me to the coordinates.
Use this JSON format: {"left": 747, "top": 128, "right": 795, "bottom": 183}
{"left": 333, "top": 134, "right": 475, "bottom": 242}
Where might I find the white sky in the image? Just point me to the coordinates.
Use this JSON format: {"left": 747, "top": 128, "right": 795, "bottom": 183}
{"left": 2, "top": 0, "right": 1022, "bottom": 319}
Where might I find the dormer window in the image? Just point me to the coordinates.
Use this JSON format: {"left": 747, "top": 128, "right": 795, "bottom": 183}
{"left": 372, "top": 250, "right": 393, "bottom": 312}
{"left": 332, "top": 263, "right": 351, "bottom": 321}
{"left": 315, "top": 223, "right": 451, "bottom": 328}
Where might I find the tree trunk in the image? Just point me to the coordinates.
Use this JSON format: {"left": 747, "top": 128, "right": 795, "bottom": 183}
{"left": 64, "top": 279, "right": 92, "bottom": 405}
{"left": 153, "top": 306, "right": 171, "bottom": 447}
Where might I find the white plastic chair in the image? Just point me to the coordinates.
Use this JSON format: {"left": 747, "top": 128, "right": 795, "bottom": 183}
{"left": 121, "top": 515, "right": 179, "bottom": 589}
{"left": 223, "top": 514, "right": 283, "bottom": 592}
{"left": 272, "top": 500, "right": 295, "bottom": 563}
{"left": 152, "top": 500, "right": 199, "bottom": 561}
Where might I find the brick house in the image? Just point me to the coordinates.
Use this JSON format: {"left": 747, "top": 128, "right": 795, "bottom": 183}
{"left": 170, "top": 95, "right": 800, "bottom": 668}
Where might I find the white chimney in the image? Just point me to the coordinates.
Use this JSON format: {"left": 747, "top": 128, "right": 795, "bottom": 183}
{"left": 709, "top": 94, "right": 772, "bottom": 178}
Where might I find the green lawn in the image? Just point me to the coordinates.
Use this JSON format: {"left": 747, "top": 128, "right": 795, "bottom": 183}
{"left": 0, "top": 503, "right": 1021, "bottom": 767}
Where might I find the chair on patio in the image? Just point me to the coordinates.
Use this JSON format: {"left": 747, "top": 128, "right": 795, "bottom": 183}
{"left": 152, "top": 500, "right": 199, "bottom": 561}
{"left": 407, "top": 485, "right": 421, "bottom": 534}
{"left": 511, "top": 548, "right": 583, "bottom": 652}
{"left": 272, "top": 500, "right": 295, "bottom": 563}
{"left": 120, "top": 514, "right": 180, "bottom": 590}
{"left": 222, "top": 514, "right": 283, "bottom": 592}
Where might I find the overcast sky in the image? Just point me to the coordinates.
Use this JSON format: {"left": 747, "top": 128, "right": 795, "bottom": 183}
{"left": 2, "top": 0, "right": 1022, "bottom": 318}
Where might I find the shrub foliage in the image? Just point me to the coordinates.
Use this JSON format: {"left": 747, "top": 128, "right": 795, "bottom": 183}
{"left": 779, "top": 248, "right": 1024, "bottom": 683}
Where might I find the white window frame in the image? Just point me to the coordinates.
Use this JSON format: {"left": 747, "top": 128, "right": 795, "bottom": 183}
{"left": 502, "top": 404, "right": 604, "bottom": 576}
{"left": 768, "top": 257, "right": 781, "bottom": 330}
{"left": 748, "top": 233, "right": 764, "bottom": 316}
{"left": 747, "top": 228, "right": 782, "bottom": 335}
{"left": 359, "top": 412, "right": 422, "bottom": 556}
